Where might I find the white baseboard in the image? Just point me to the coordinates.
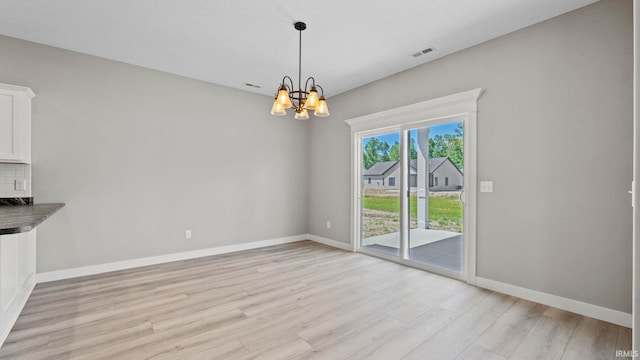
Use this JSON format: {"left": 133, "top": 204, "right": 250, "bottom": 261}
{"left": 37, "top": 234, "right": 308, "bottom": 283}
{"left": 0, "top": 274, "right": 36, "bottom": 347}
{"left": 475, "top": 276, "right": 631, "bottom": 328}
{"left": 307, "top": 234, "right": 352, "bottom": 251}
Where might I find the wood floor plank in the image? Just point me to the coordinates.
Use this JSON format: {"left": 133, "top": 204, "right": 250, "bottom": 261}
{"left": 401, "top": 292, "right": 511, "bottom": 360}
{"left": 439, "top": 285, "right": 492, "bottom": 314}
{"left": 385, "top": 276, "right": 465, "bottom": 322}
{"left": 1, "top": 321, "right": 155, "bottom": 360}
{"left": 243, "top": 275, "right": 359, "bottom": 316}
{"left": 296, "top": 315, "right": 403, "bottom": 360}
{"left": 474, "top": 299, "right": 547, "bottom": 357}
{"left": 0, "top": 241, "right": 630, "bottom": 360}
{"left": 105, "top": 312, "right": 251, "bottom": 360}
{"left": 560, "top": 317, "right": 619, "bottom": 360}
{"left": 8, "top": 293, "right": 188, "bottom": 342}
{"left": 165, "top": 339, "right": 249, "bottom": 360}
{"left": 92, "top": 302, "right": 306, "bottom": 360}
{"left": 348, "top": 306, "right": 458, "bottom": 360}
{"left": 508, "top": 311, "right": 580, "bottom": 360}
{"left": 238, "top": 287, "right": 385, "bottom": 354}
{"left": 0, "top": 335, "right": 49, "bottom": 358}
{"left": 616, "top": 326, "right": 632, "bottom": 353}
{"left": 237, "top": 338, "right": 313, "bottom": 360}
{"left": 454, "top": 344, "right": 507, "bottom": 360}
{"left": 297, "top": 286, "right": 420, "bottom": 348}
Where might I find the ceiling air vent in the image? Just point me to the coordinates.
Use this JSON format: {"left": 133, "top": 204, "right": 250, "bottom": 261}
{"left": 243, "top": 83, "right": 262, "bottom": 89}
{"left": 411, "top": 47, "right": 435, "bottom": 58}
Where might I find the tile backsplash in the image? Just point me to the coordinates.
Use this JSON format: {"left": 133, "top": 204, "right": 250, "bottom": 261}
{"left": 0, "top": 163, "right": 31, "bottom": 197}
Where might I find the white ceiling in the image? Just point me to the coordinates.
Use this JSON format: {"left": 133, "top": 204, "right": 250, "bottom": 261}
{"left": 0, "top": 0, "right": 597, "bottom": 98}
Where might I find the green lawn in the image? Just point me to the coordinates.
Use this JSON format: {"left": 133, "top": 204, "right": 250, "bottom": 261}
{"left": 362, "top": 195, "right": 413, "bottom": 214}
{"left": 363, "top": 194, "right": 462, "bottom": 230}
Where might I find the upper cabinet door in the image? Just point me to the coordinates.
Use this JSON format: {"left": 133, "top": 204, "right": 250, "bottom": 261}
{"left": 0, "top": 83, "right": 34, "bottom": 164}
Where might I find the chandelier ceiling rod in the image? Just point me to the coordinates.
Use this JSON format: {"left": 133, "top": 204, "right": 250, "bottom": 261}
{"left": 297, "top": 21, "right": 303, "bottom": 105}
{"left": 270, "top": 21, "right": 330, "bottom": 119}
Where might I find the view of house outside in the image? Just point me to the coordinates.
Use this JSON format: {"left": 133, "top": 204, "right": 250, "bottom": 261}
{"left": 362, "top": 122, "right": 464, "bottom": 239}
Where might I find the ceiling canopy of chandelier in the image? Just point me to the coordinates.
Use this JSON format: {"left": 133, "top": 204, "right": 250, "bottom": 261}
{"left": 270, "top": 21, "right": 329, "bottom": 120}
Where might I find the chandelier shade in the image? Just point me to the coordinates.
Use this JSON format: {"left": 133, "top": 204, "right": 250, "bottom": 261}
{"left": 270, "top": 97, "right": 287, "bottom": 116}
{"left": 294, "top": 108, "right": 309, "bottom": 120}
{"left": 276, "top": 85, "right": 292, "bottom": 109}
{"left": 270, "top": 22, "right": 329, "bottom": 119}
{"left": 314, "top": 96, "right": 330, "bottom": 117}
{"left": 304, "top": 87, "right": 319, "bottom": 110}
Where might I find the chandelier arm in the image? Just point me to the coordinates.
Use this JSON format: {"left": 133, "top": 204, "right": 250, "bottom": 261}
{"left": 316, "top": 85, "right": 325, "bottom": 97}
{"left": 282, "top": 76, "right": 295, "bottom": 93}
{"left": 304, "top": 77, "right": 316, "bottom": 93}
{"left": 283, "top": 76, "right": 295, "bottom": 108}
{"left": 289, "top": 90, "right": 308, "bottom": 111}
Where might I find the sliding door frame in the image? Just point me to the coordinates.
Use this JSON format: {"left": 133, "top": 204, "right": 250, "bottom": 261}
{"left": 346, "top": 89, "right": 483, "bottom": 284}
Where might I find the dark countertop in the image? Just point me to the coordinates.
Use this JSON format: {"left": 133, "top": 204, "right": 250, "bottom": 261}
{"left": 0, "top": 204, "right": 65, "bottom": 235}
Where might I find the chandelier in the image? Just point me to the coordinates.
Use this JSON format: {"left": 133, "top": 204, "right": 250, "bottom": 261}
{"left": 270, "top": 21, "right": 330, "bottom": 120}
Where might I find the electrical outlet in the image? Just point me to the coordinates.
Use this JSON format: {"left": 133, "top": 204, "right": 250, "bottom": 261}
{"left": 326, "top": 221, "right": 331, "bottom": 229}
{"left": 185, "top": 230, "right": 192, "bottom": 239}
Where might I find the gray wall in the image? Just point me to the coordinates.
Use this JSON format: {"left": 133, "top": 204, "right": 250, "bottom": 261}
{"left": 0, "top": 35, "right": 310, "bottom": 272}
{"left": 309, "top": 0, "right": 633, "bottom": 313}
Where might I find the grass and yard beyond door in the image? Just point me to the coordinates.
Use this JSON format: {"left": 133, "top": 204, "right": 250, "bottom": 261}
{"left": 362, "top": 189, "right": 462, "bottom": 238}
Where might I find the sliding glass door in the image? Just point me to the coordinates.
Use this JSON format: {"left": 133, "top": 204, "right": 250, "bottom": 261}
{"left": 358, "top": 121, "right": 466, "bottom": 278}
{"left": 348, "top": 88, "right": 481, "bottom": 283}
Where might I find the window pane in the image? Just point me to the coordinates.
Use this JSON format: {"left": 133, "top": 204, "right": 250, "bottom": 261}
{"left": 361, "top": 132, "right": 400, "bottom": 256}
{"left": 407, "top": 122, "right": 464, "bottom": 273}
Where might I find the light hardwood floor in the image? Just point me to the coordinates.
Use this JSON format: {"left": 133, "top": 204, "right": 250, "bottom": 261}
{"left": 0, "top": 241, "right": 631, "bottom": 359}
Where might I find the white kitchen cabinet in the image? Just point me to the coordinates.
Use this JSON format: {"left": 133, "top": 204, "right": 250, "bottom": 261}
{"left": 0, "top": 230, "right": 36, "bottom": 343}
{"left": 0, "top": 83, "right": 35, "bottom": 164}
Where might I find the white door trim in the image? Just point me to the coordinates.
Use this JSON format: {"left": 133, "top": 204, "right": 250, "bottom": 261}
{"left": 345, "top": 88, "right": 483, "bottom": 284}
{"left": 632, "top": 0, "right": 639, "bottom": 350}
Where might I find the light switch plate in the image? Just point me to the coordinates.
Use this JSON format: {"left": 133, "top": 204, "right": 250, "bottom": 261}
{"left": 480, "top": 181, "right": 493, "bottom": 193}
{"left": 14, "top": 179, "right": 26, "bottom": 191}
